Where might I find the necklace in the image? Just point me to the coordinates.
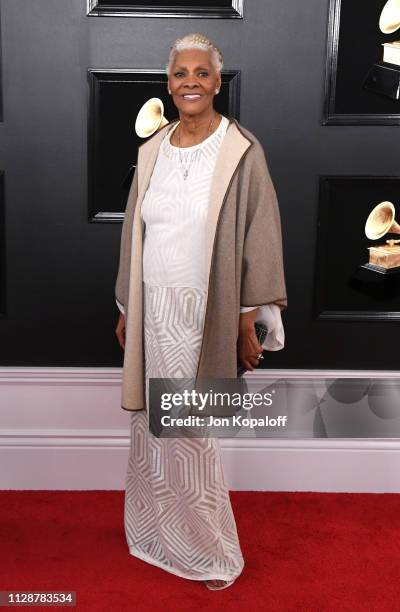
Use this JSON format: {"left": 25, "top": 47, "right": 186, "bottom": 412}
{"left": 176, "top": 112, "right": 218, "bottom": 180}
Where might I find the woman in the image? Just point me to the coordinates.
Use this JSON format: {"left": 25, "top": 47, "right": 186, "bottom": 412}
{"left": 114, "top": 33, "right": 287, "bottom": 590}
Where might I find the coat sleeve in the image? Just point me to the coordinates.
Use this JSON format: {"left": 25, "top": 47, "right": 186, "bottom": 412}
{"left": 114, "top": 165, "right": 139, "bottom": 311}
{"left": 240, "top": 140, "right": 287, "bottom": 310}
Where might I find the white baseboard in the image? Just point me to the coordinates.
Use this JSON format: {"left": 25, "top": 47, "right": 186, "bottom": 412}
{"left": 1, "top": 367, "right": 400, "bottom": 492}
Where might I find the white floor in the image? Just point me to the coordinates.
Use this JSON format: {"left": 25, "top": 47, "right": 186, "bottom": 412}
{"left": 1, "top": 367, "right": 400, "bottom": 492}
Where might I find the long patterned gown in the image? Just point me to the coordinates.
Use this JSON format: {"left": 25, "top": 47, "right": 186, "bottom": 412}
{"left": 121, "top": 116, "right": 283, "bottom": 581}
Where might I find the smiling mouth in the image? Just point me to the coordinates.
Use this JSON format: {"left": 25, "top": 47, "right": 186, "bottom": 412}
{"left": 182, "top": 94, "right": 202, "bottom": 100}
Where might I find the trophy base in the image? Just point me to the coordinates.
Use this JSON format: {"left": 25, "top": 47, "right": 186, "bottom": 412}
{"left": 363, "top": 62, "right": 400, "bottom": 101}
{"left": 350, "top": 263, "right": 400, "bottom": 298}
{"left": 362, "top": 262, "right": 400, "bottom": 275}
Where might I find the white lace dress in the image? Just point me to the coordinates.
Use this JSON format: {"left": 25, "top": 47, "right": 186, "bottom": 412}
{"left": 118, "top": 115, "right": 284, "bottom": 581}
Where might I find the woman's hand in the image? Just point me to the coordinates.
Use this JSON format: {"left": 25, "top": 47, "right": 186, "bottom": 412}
{"left": 115, "top": 312, "right": 126, "bottom": 350}
{"left": 237, "top": 310, "right": 264, "bottom": 372}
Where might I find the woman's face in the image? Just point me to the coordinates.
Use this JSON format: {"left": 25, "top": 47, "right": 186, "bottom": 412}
{"left": 168, "top": 48, "right": 221, "bottom": 117}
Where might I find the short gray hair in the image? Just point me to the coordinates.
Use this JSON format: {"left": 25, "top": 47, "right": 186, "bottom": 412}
{"left": 165, "top": 33, "right": 224, "bottom": 77}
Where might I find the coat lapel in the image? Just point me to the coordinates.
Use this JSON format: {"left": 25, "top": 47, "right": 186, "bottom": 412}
{"left": 122, "top": 126, "right": 173, "bottom": 410}
{"left": 204, "top": 119, "right": 252, "bottom": 281}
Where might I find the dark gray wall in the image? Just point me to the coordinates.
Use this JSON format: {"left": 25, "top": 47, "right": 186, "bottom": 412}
{"left": 1, "top": 0, "right": 399, "bottom": 369}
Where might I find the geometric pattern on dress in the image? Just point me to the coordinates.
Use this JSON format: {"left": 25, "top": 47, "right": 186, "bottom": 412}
{"left": 124, "top": 284, "right": 245, "bottom": 581}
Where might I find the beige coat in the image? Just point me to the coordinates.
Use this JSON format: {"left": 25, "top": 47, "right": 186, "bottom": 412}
{"left": 115, "top": 116, "right": 287, "bottom": 411}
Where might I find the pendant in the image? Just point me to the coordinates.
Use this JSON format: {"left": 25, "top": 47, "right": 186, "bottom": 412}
{"left": 183, "top": 169, "right": 188, "bottom": 180}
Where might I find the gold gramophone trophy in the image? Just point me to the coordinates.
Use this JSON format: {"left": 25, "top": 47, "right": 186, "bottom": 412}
{"left": 363, "top": 200, "right": 400, "bottom": 273}
{"left": 122, "top": 97, "right": 170, "bottom": 189}
{"left": 364, "top": 0, "right": 400, "bottom": 100}
{"left": 135, "top": 97, "right": 169, "bottom": 138}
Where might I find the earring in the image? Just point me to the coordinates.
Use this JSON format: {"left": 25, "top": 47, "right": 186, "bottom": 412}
{"left": 215, "top": 89, "right": 220, "bottom": 94}
{"left": 168, "top": 89, "right": 172, "bottom": 94}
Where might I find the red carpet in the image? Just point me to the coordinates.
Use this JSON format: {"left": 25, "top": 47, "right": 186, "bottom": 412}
{"left": 1, "top": 490, "right": 399, "bottom": 611}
